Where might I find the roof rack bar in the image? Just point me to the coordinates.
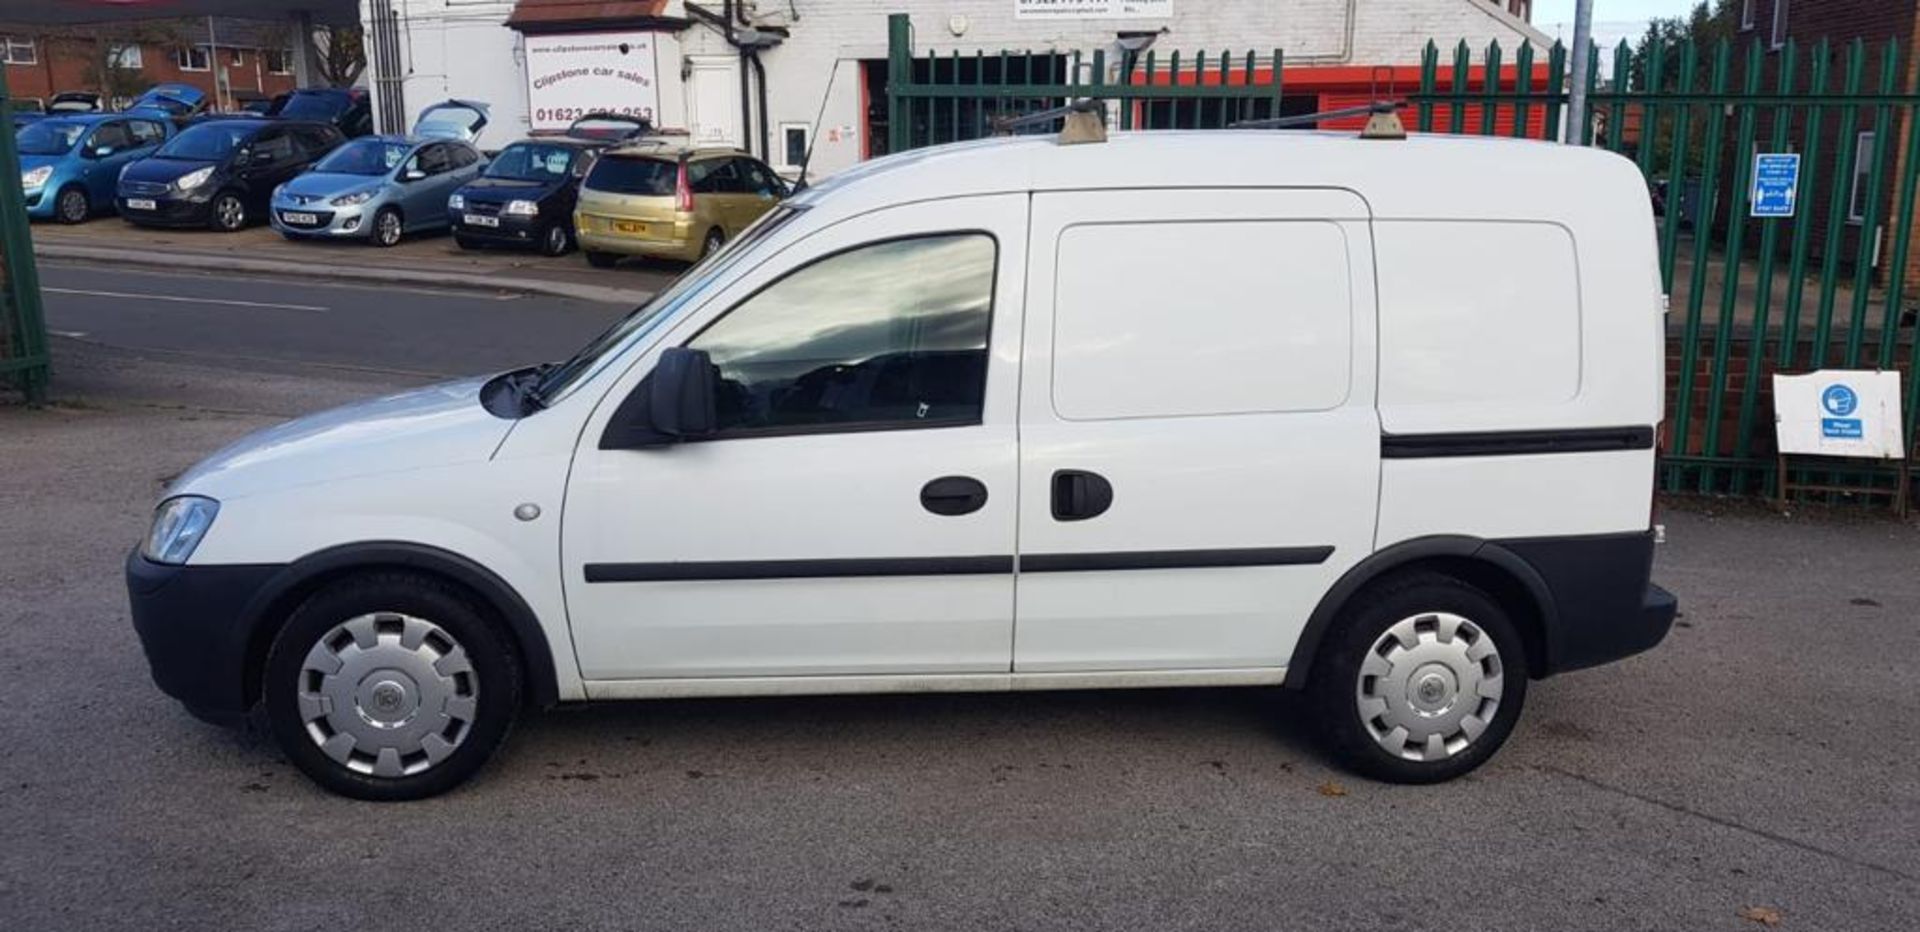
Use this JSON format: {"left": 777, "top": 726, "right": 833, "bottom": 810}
{"left": 1230, "top": 99, "right": 1405, "bottom": 130}
{"left": 993, "top": 97, "right": 1107, "bottom": 145}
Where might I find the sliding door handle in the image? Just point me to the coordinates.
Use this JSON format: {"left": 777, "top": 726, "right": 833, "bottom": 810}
{"left": 1051, "top": 469, "right": 1113, "bottom": 521}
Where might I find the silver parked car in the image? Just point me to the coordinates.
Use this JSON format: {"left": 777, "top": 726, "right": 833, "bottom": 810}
{"left": 269, "top": 100, "right": 489, "bottom": 247}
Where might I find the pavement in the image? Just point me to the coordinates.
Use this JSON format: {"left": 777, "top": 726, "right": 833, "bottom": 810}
{"left": 29, "top": 215, "right": 679, "bottom": 304}
{"left": 3, "top": 326, "right": 1918, "bottom": 930}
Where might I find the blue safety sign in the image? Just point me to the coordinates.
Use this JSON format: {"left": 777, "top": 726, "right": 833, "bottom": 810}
{"left": 1821, "top": 382, "right": 1861, "bottom": 438}
{"left": 1752, "top": 153, "right": 1801, "bottom": 218}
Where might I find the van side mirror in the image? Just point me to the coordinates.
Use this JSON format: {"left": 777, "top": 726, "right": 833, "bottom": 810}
{"left": 598, "top": 347, "right": 717, "bottom": 449}
{"left": 650, "top": 347, "right": 717, "bottom": 440}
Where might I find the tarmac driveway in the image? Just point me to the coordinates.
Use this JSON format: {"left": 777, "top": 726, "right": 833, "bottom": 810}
{"left": 1, "top": 341, "right": 1917, "bottom": 931}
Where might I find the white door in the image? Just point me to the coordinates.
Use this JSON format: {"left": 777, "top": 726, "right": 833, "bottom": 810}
{"left": 562, "top": 194, "right": 1029, "bottom": 680}
{"left": 686, "top": 56, "right": 741, "bottom": 148}
{"left": 1014, "top": 189, "right": 1381, "bottom": 673}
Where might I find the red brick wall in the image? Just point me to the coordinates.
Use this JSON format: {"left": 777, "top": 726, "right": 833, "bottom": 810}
{"left": 3, "top": 31, "right": 299, "bottom": 110}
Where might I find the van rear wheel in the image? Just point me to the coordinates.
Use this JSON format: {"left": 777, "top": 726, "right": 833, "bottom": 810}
{"left": 1307, "top": 572, "right": 1527, "bottom": 784}
{"left": 262, "top": 572, "right": 520, "bottom": 800}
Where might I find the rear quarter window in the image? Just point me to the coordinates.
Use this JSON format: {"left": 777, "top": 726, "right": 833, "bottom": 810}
{"left": 587, "top": 156, "right": 676, "bottom": 196}
{"left": 1375, "top": 221, "right": 1581, "bottom": 406}
{"left": 1051, "top": 220, "right": 1354, "bottom": 420}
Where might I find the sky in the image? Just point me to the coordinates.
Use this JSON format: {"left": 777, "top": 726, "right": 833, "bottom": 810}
{"left": 1530, "top": 0, "right": 1702, "bottom": 64}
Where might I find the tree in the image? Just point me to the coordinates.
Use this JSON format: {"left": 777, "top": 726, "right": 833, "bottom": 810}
{"left": 43, "top": 19, "right": 189, "bottom": 106}
{"left": 258, "top": 22, "right": 365, "bottom": 87}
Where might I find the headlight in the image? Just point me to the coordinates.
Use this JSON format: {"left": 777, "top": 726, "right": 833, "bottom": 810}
{"left": 447, "top": 192, "right": 465, "bottom": 211}
{"left": 21, "top": 165, "right": 51, "bottom": 190}
{"left": 141, "top": 496, "right": 219, "bottom": 565}
{"left": 175, "top": 166, "right": 215, "bottom": 191}
{"left": 331, "top": 189, "right": 375, "bottom": 207}
{"left": 503, "top": 199, "right": 539, "bottom": 217}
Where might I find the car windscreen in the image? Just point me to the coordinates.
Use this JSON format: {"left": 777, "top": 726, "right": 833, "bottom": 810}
{"left": 585, "top": 155, "right": 675, "bottom": 196}
{"left": 155, "top": 123, "right": 254, "bottom": 161}
{"left": 315, "top": 138, "right": 410, "bottom": 175}
{"left": 16, "top": 120, "right": 85, "bottom": 155}
{"left": 484, "top": 143, "right": 575, "bottom": 181}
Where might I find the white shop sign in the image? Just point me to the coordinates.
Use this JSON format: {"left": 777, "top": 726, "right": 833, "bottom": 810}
{"left": 1773, "top": 370, "right": 1905, "bottom": 458}
{"left": 1014, "top": 0, "right": 1173, "bottom": 20}
{"left": 524, "top": 32, "right": 662, "bottom": 133}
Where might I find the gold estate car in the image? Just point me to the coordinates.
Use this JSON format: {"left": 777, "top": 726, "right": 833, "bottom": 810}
{"left": 574, "top": 144, "right": 789, "bottom": 267}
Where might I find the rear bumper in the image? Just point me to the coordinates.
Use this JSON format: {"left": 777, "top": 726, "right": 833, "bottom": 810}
{"left": 1497, "top": 530, "right": 1676, "bottom": 675}
{"left": 126, "top": 551, "right": 283, "bottom": 723}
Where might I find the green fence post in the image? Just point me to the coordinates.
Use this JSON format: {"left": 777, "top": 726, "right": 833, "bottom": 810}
{"left": 1733, "top": 38, "right": 1800, "bottom": 495}
{"left": 1658, "top": 40, "right": 1697, "bottom": 299}
{"left": 1635, "top": 40, "right": 1665, "bottom": 177}
{"left": 1810, "top": 40, "right": 1867, "bottom": 368}
{"left": 1702, "top": 41, "right": 1765, "bottom": 492}
{"left": 0, "top": 64, "right": 50, "bottom": 404}
{"left": 886, "top": 13, "right": 910, "bottom": 154}
{"left": 1605, "top": 41, "right": 1630, "bottom": 152}
{"left": 1843, "top": 40, "right": 1899, "bottom": 368}
{"left": 1512, "top": 42, "right": 1535, "bottom": 138}
{"left": 1780, "top": 39, "right": 1833, "bottom": 370}
{"left": 1449, "top": 40, "right": 1470, "bottom": 134}
{"left": 1879, "top": 67, "right": 1920, "bottom": 374}
{"left": 1482, "top": 40, "right": 1502, "bottom": 136}
{"left": 1669, "top": 40, "right": 1731, "bottom": 489}
{"left": 1544, "top": 42, "right": 1566, "bottom": 141}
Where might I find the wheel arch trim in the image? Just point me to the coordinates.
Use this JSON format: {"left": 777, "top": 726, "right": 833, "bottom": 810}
{"left": 1283, "top": 535, "right": 1557, "bottom": 690}
{"left": 238, "top": 541, "right": 561, "bottom": 709}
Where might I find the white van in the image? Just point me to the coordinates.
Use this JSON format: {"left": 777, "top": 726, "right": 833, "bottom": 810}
{"left": 128, "top": 128, "right": 1676, "bottom": 800}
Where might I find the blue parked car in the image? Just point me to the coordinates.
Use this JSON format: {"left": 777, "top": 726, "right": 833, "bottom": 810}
{"left": 17, "top": 112, "right": 173, "bottom": 223}
{"left": 269, "top": 100, "right": 488, "bottom": 247}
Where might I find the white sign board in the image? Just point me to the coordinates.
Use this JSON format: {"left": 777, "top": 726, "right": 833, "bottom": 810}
{"left": 1774, "top": 370, "right": 1905, "bottom": 458}
{"left": 1014, "top": 0, "right": 1173, "bottom": 19}
{"left": 523, "top": 32, "right": 662, "bottom": 133}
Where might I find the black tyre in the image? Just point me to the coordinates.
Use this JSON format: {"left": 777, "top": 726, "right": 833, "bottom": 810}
{"left": 584, "top": 250, "right": 619, "bottom": 269}
{"left": 55, "top": 186, "right": 90, "bottom": 224}
{"left": 699, "top": 227, "right": 725, "bottom": 259}
{"left": 540, "top": 222, "right": 572, "bottom": 257}
{"left": 209, "top": 191, "right": 247, "bottom": 232}
{"left": 262, "top": 572, "right": 521, "bottom": 801}
{"left": 1307, "top": 572, "right": 1528, "bottom": 784}
{"left": 371, "top": 207, "right": 404, "bottom": 247}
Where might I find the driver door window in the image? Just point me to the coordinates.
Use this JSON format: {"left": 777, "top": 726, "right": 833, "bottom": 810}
{"left": 87, "top": 122, "right": 132, "bottom": 155}
{"left": 688, "top": 234, "right": 996, "bottom": 437}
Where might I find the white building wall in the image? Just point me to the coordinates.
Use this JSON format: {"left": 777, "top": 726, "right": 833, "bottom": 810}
{"left": 365, "top": 0, "right": 1545, "bottom": 172}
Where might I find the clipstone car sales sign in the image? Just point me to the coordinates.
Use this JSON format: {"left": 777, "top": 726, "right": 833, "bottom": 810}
{"left": 1773, "top": 370, "right": 1905, "bottom": 459}
{"left": 1015, "top": 0, "right": 1172, "bottom": 18}
{"left": 525, "top": 32, "right": 662, "bottom": 133}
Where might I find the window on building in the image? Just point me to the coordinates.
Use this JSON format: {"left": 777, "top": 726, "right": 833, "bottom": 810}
{"left": 108, "top": 44, "right": 142, "bottom": 70}
{"left": 1850, "top": 131, "right": 1877, "bottom": 225}
{"left": 778, "top": 123, "right": 810, "bottom": 170}
{"left": 2, "top": 35, "right": 36, "bottom": 65}
{"left": 229, "top": 48, "right": 243, "bottom": 67}
{"left": 1740, "top": 0, "right": 1755, "bottom": 30}
{"left": 175, "top": 46, "right": 210, "bottom": 71}
{"left": 1771, "top": 0, "right": 1789, "bottom": 50}
{"left": 264, "top": 47, "right": 293, "bottom": 74}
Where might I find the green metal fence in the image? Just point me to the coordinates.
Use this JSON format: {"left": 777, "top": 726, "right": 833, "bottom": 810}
{"left": 0, "top": 65, "right": 50, "bottom": 405}
{"left": 887, "top": 17, "right": 1920, "bottom": 499}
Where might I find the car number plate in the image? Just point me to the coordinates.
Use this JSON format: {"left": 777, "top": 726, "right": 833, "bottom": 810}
{"left": 126, "top": 198, "right": 157, "bottom": 210}
{"left": 464, "top": 213, "right": 499, "bottom": 228}
{"left": 614, "top": 220, "right": 645, "bottom": 234}
{"left": 282, "top": 211, "right": 318, "bottom": 225}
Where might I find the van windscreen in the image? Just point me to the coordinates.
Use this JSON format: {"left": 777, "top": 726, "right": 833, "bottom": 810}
{"left": 587, "top": 156, "right": 676, "bottom": 196}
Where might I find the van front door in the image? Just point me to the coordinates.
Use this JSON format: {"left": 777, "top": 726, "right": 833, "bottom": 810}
{"left": 561, "top": 194, "right": 1029, "bottom": 681}
{"left": 1014, "top": 189, "right": 1381, "bottom": 674}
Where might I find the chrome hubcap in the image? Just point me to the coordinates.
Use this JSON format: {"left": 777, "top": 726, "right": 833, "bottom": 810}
{"left": 298, "top": 612, "right": 478, "bottom": 778}
{"left": 1355, "top": 612, "right": 1503, "bottom": 762}
{"left": 216, "top": 197, "right": 242, "bottom": 228}
{"left": 62, "top": 192, "right": 86, "bottom": 219}
{"left": 378, "top": 213, "right": 400, "bottom": 243}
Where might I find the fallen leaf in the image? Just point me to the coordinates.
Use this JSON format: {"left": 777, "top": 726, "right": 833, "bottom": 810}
{"left": 1738, "top": 906, "right": 1783, "bottom": 927}
{"left": 1316, "top": 781, "right": 1348, "bottom": 797}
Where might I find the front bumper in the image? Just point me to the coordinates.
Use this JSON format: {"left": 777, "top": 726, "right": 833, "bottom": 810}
{"left": 126, "top": 551, "right": 283, "bottom": 723}
{"left": 271, "top": 200, "right": 369, "bottom": 238}
{"left": 450, "top": 211, "right": 545, "bottom": 248}
{"left": 117, "top": 192, "right": 214, "bottom": 227}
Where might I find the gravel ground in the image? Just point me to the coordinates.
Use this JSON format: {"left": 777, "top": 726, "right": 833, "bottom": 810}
{"left": 2, "top": 339, "right": 1916, "bottom": 932}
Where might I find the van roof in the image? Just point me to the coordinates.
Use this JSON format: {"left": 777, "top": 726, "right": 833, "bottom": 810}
{"left": 792, "top": 130, "right": 1643, "bottom": 222}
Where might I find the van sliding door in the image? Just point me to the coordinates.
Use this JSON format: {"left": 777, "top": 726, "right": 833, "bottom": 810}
{"left": 1013, "top": 188, "right": 1381, "bottom": 673}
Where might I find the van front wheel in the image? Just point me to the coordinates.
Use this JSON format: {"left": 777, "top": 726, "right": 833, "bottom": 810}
{"left": 1308, "top": 572, "right": 1527, "bottom": 784}
{"left": 262, "top": 572, "right": 521, "bottom": 800}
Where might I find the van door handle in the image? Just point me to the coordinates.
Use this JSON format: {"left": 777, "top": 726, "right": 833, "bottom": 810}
{"left": 1051, "top": 469, "right": 1113, "bottom": 521}
{"left": 920, "top": 476, "right": 988, "bottom": 516}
